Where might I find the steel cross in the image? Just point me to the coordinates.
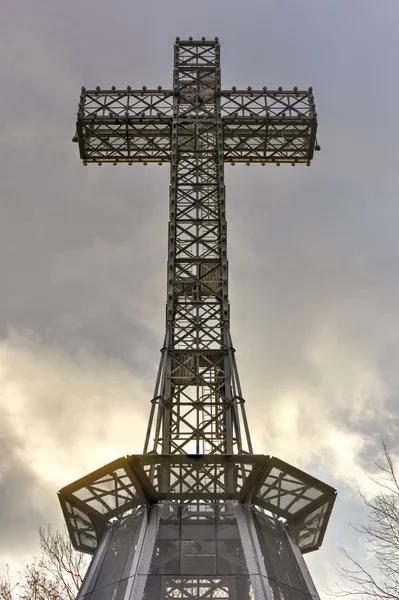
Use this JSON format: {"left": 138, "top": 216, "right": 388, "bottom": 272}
{"left": 73, "top": 38, "right": 318, "bottom": 457}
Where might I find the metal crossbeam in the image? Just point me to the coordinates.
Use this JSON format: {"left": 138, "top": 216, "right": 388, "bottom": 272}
{"left": 75, "top": 87, "right": 316, "bottom": 164}
{"left": 74, "top": 77, "right": 317, "bottom": 165}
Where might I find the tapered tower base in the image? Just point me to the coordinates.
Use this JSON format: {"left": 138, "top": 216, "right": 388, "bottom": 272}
{"left": 76, "top": 502, "right": 318, "bottom": 600}
{"left": 59, "top": 455, "right": 335, "bottom": 600}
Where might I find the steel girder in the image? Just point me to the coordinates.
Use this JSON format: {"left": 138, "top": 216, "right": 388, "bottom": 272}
{"left": 76, "top": 88, "right": 316, "bottom": 164}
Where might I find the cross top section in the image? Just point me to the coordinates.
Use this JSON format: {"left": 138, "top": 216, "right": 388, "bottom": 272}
{"left": 74, "top": 38, "right": 318, "bottom": 166}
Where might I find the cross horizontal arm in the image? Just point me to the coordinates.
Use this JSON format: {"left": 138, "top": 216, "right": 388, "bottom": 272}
{"left": 74, "top": 88, "right": 317, "bottom": 164}
{"left": 77, "top": 88, "right": 315, "bottom": 119}
{"left": 73, "top": 88, "right": 173, "bottom": 163}
{"left": 221, "top": 89, "right": 316, "bottom": 118}
{"left": 77, "top": 88, "right": 174, "bottom": 118}
{"left": 221, "top": 89, "right": 317, "bottom": 162}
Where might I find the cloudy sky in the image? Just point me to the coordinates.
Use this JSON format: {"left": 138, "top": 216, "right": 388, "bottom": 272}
{"left": 1, "top": 0, "right": 399, "bottom": 593}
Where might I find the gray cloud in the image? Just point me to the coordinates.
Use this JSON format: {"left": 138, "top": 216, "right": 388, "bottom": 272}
{"left": 1, "top": 0, "right": 399, "bottom": 592}
{"left": 0, "top": 331, "right": 150, "bottom": 566}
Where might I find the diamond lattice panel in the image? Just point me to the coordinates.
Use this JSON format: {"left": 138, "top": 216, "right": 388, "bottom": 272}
{"left": 135, "top": 455, "right": 265, "bottom": 501}
{"left": 252, "top": 457, "right": 336, "bottom": 552}
{"left": 257, "top": 466, "right": 323, "bottom": 513}
{"left": 292, "top": 495, "right": 336, "bottom": 553}
{"left": 59, "top": 457, "right": 145, "bottom": 552}
{"left": 72, "top": 466, "right": 139, "bottom": 513}
{"left": 59, "top": 454, "right": 335, "bottom": 554}
{"left": 59, "top": 497, "right": 102, "bottom": 554}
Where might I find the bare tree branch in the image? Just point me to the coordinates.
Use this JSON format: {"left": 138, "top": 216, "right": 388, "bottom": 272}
{"left": 328, "top": 444, "right": 399, "bottom": 600}
{"left": 0, "top": 527, "right": 87, "bottom": 600}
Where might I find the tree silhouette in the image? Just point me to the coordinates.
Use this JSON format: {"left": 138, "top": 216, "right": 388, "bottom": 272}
{"left": 333, "top": 443, "right": 399, "bottom": 600}
{"left": 0, "top": 526, "right": 87, "bottom": 600}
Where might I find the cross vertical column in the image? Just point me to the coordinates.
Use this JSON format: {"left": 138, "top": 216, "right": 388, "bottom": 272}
{"left": 146, "top": 39, "right": 251, "bottom": 458}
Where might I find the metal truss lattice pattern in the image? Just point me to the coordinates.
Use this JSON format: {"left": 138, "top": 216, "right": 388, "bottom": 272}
{"left": 66, "top": 43, "right": 334, "bottom": 591}
{"left": 143, "top": 577, "right": 254, "bottom": 600}
{"left": 72, "top": 38, "right": 319, "bottom": 463}
{"left": 142, "top": 40, "right": 252, "bottom": 458}
{"left": 59, "top": 454, "right": 336, "bottom": 555}
{"left": 76, "top": 89, "right": 316, "bottom": 164}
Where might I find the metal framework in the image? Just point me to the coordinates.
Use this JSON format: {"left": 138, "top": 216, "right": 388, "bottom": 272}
{"left": 61, "top": 38, "right": 334, "bottom": 600}
{"left": 59, "top": 454, "right": 335, "bottom": 556}
{"left": 75, "top": 85, "right": 316, "bottom": 165}
{"left": 74, "top": 38, "right": 317, "bottom": 459}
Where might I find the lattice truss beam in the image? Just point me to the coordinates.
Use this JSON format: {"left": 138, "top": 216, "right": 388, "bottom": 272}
{"left": 74, "top": 43, "right": 317, "bottom": 165}
{"left": 139, "top": 40, "right": 253, "bottom": 457}
{"left": 58, "top": 454, "right": 336, "bottom": 555}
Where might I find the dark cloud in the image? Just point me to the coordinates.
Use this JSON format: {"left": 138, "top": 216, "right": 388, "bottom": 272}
{"left": 0, "top": 333, "right": 150, "bottom": 562}
{"left": 0, "top": 433, "right": 56, "bottom": 556}
{"left": 1, "top": 0, "right": 399, "bottom": 591}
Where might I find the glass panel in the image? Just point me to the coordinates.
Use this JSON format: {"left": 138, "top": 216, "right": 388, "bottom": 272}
{"left": 79, "top": 509, "right": 144, "bottom": 597}
{"left": 147, "top": 503, "right": 249, "bottom": 578}
{"left": 95, "top": 512, "right": 142, "bottom": 590}
{"left": 181, "top": 521, "right": 217, "bottom": 574}
{"left": 217, "top": 513, "right": 247, "bottom": 575}
{"left": 79, "top": 574, "right": 256, "bottom": 599}
{"left": 262, "top": 576, "right": 311, "bottom": 600}
{"left": 148, "top": 506, "right": 180, "bottom": 575}
{"left": 78, "top": 578, "right": 128, "bottom": 600}
{"left": 258, "top": 467, "right": 323, "bottom": 515}
{"left": 297, "top": 499, "right": 329, "bottom": 551}
{"left": 253, "top": 511, "right": 310, "bottom": 597}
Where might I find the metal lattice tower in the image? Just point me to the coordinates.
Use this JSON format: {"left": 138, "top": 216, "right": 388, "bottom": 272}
{"left": 145, "top": 40, "right": 251, "bottom": 458}
{"left": 60, "top": 38, "right": 336, "bottom": 600}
